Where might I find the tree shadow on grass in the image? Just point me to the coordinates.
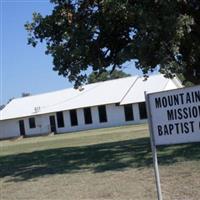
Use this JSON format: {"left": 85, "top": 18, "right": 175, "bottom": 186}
{"left": 0, "top": 137, "right": 200, "bottom": 182}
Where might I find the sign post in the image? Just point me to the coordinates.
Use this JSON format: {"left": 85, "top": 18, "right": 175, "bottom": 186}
{"left": 145, "top": 85, "right": 200, "bottom": 200}
{"left": 145, "top": 91, "right": 163, "bottom": 200}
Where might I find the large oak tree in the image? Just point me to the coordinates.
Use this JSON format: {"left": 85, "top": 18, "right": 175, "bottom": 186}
{"left": 25, "top": 0, "right": 200, "bottom": 87}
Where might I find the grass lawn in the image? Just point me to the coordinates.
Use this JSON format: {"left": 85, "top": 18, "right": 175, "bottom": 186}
{"left": 0, "top": 124, "right": 200, "bottom": 200}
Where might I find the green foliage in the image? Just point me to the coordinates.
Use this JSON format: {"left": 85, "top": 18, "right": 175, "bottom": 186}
{"left": 176, "top": 74, "right": 194, "bottom": 87}
{"left": 25, "top": 0, "right": 200, "bottom": 86}
{"left": 88, "top": 70, "right": 130, "bottom": 83}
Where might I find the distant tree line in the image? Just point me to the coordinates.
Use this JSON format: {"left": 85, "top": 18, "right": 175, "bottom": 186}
{"left": 88, "top": 70, "right": 130, "bottom": 84}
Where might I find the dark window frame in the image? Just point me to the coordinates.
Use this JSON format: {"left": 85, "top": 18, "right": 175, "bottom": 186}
{"left": 98, "top": 105, "right": 108, "bottom": 123}
{"left": 124, "top": 104, "right": 134, "bottom": 121}
{"left": 56, "top": 111, "right": 65, "bottom": 128}
{"left": 29, "top": 117, "right": 36, "bottom": 129}
{"left": 115, "top": 103, "right": 120, "bottom": 106}
{"left": 84, "top": 107, "right": 93, "bottom": 124}
{"left": 139, "top": 102, "right": 147, "bottom": 119}
{"left": 70, "top": 109, "right": 78, "bottom": 126}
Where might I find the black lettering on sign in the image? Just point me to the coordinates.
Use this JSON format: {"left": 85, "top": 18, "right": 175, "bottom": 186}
{"left": 175, "top": 121, "right": 194, "bottom": 134}
{"left": 179, "top": 93, "right": 184, "bottom": 104}
{"left": 157, "top": 124, "right": 174, "bottom": 136}
{"left": 175, "top": 123, "right": 180, "bottom": 134}
{"left": 157, "top": 125, "right": 163, "bottom": 136}
{"left": 195, "top": 91, "right": 200, "bottom": 102}
{"left": 186, "top": 92, "right": 192, "bottom": 104}
{"left": 155, "top": 98, "right": 162, "bottom": 108}
{"left": 190, "top": 121, "right": 194, "bottom": 133}
{"left": 157, "top": 121, "right": 195, "bottom": 137}
{"left": 167, "top": 106, "right": 200, "bottom": 121}
{"left": 183, "top": 107, "right": 189, "bottom": 119}
{"left": 167, "top": 109, "right": 174, "bottom": 120}
{"left": 163, "top": 125, "right": 168, "bottom": 135}
{"left": 184, "top": 122, "right": 190, "bottom": 134}
{"left": 174, "top": 95, "right": 179, "bottom": 106}
{"left": 162, "top": 97, "right": 168, "bottom": 108}
{"left": 169, "top": 124, "right": 174, "bottom": 134}
{"left": 168, "top": 96, "right": 173, "bottom": 106}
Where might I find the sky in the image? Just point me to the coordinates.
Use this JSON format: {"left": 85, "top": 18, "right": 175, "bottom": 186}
{"left": 0, "top": 0, "right": 143, "bottom": 105}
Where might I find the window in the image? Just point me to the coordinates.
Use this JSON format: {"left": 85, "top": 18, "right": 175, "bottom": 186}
{"left": 98, "top": 105, "right": 107, "bottom": 123}
{"left": 84, "top": 107, "right": 92, "bottom": 124}
{"left": 29, "top": 117, "right": 36, "bottom": 128}
{"left": 70, "top": 109, "right": 78, "bottom": 126}
{"left": 139, "top": 102, "right": 147, "bottom": 119}
{"left": 56, "top": 111, "right": 65, "bottom": 128}
{"left": 124, "top": 104, "right": 134, "bottom": 121}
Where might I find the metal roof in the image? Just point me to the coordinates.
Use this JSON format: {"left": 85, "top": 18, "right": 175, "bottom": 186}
{"left": 120, "top": 74, "right": 169, "bottom": 104}
{"left": 0, "top": 74, "right": 181, "bottom": 120}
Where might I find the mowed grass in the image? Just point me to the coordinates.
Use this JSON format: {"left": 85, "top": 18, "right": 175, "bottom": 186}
{"left": 0, "top": 124, "right": 200, "bottom": 200}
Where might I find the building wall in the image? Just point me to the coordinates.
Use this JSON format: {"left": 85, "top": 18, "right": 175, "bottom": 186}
{"left": 23, "top": 114, "right": 51, "bottom": 136}
{"left": 56, "top": 103, "right": 146, "bottom": 134}
{"left": 0, "top": 103, "right": 147, "bottom": 139}
{"left": 0, "top": 119, "right": 20, "bottom": 139}
{"left": 0, "top": 114, "right": 52, "bottom": 139}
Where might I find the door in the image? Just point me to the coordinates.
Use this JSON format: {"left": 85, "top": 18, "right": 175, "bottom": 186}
{"left": 49, "top": 116, "right": 56, "bottom": 133}
{"left": 19, "top": 120, "right": 26, "bottom": 136}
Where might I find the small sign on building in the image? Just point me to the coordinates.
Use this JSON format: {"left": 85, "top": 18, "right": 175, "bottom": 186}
{"left": 145, "top": 85, "right": 200, "bottom": 200}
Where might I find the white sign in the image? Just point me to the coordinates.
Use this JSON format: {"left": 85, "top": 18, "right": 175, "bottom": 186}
{"left": 147, "top": 85, "right": 200, "bottom": 146}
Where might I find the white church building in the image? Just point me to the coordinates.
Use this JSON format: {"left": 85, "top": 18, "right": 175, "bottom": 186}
{"left": 0, "top": 74, "right": 182, "bottom": 139}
